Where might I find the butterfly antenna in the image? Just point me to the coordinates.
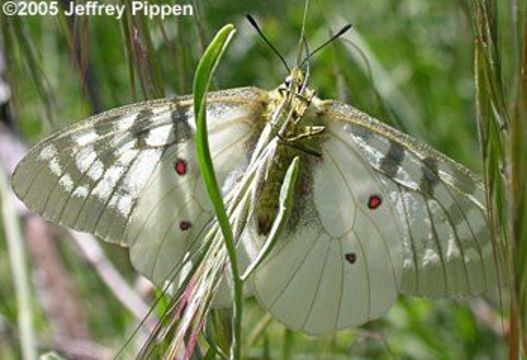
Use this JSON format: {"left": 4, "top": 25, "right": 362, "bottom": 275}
{"left": 299, "top": 24, "right": 353, "bottom": 67}
{"left": 246, "top": 14, "right": 290, "bottom": 73}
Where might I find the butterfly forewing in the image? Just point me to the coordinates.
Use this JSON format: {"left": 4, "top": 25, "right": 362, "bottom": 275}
{"left": 126, "top": 102, "right": 263, "bottom": 284}
{"left": 12, "top": 87, "right": 268, "bottom": 286}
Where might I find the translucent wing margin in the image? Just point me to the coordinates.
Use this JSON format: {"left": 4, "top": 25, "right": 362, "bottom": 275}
{"left": 12, "top": 87, "right": 268, "bottom": 285}
{"left": 324, "top": 100, "right": 498, "bottom": 297}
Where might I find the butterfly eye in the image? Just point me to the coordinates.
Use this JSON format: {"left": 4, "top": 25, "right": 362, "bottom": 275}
{"left": 283, "top": 76, "right": 293, "bottom": 88}
{"left": 367, "top": 194, "right": 382, "bottom": 210}
{"left": 345, "top": 253, "right": 357, "bottom": 264}
{"left": 175, "top": 159, "right": 187, "bottom": 176}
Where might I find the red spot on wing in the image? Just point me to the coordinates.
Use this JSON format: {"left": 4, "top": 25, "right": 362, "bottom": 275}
{"left": 179, "top": 220, "right": 192, "bottom": 231}
{"left": 368, "top": 194, "right": 382, "bottom": 210}
{"left": 175, "top": 159, "right": 187, "bottom": 175}
{"left": 345, "top": 253, "right": 357, "bottom": 264}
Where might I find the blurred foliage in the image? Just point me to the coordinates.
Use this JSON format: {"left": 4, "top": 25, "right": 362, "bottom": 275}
{"left": 1, "top": 0, "right": 523, "bottom": 358}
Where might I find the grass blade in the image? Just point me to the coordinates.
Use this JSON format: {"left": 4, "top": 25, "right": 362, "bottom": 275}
{"left": 241, "top": 156, "right": 300, "bottom": 282}
{"left": 0, "top": 166, "right": 37, "bottom": 360}
{"left": 192, "top": 24, "right": 243, "bottom": 360}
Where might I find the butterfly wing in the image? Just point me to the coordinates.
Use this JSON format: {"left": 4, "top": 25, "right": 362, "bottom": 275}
{"left": 325, "top": 100, "right": 497, "bottom": 297}
{"left": 252, "top": 99, "right": 497, "bottom": 335}
{"left": 12, "top": 87, "right": 268, "bottom": 285}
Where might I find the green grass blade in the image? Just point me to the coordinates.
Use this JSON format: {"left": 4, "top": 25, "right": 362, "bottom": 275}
{"left": 470, "top": 0, "right": 527, "bottom": 356}
{"left": 192, "top": 24, "right": 243, "bottom": 360}
{"left": 241, "top": 157, "right": 300, "bottom": 282}
{"left": 193, "top": 25, "right": 236, "bottom": 238}
{"left": 0, "top": 167, "right": 37, "bottom": 360}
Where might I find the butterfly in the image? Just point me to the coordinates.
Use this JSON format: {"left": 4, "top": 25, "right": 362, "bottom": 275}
{"left": 11, "top": 35, "right": 499, "bottom": 336}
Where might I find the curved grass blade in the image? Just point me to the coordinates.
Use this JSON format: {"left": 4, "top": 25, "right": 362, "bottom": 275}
{"left": 241, "top": 156, "right": 300, "bottom": 282}
{"left": 192, "top": 24, "right": 244, "bottom": 360}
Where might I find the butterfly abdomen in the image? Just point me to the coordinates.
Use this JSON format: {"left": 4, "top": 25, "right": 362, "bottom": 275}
{"left": 253, "top": 143, "right": 304, "bottom": 236}
{"left": 252, "top": 110, "right": 327, "bottom": 236}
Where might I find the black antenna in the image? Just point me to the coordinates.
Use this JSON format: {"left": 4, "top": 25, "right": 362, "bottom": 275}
{"left": 299, "top": 24, "right": 352, "bottom": 67}
{"left": 246, "top": 14, "right": 290, "bottom": 73}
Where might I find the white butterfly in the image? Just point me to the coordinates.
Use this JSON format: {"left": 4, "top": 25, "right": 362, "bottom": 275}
{"left": 12, "top": 65, "right": 498, "bottom": 335}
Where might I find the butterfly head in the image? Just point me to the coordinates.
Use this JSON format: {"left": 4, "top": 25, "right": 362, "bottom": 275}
{"left": 280, "top": 68, "right": 310, "bottom": 96}
{"left": 245, "top": 14, "right": 351, "bottom": 100}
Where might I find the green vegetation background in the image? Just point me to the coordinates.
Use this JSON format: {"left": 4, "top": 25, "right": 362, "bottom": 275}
{"left": 0, "top": 0, "right": 519, "bottom": 358}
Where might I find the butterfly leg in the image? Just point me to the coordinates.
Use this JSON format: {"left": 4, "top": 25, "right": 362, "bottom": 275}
{"left": 275, "top": 125, "right": 326, "bottom": 157}
{"left": 284, "top": 125, "right": 325, "bottom": 142}
{"left": 278, "top": 139, "right": 322, "bottom": 157}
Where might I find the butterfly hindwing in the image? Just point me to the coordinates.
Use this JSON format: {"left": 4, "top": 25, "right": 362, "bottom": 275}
{"left": 12, "top": 87, "right": 268, "bottom": 286}
{"left": 252, "top": 128, "right": 403, "bottom": 335}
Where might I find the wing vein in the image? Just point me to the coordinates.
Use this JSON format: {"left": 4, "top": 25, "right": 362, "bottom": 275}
{"left": 300, "top": 242, "right": 331, "bottom": 330}
{"left": 325, "top": 146, "right": 399, "bottom": 288}
{"left": 397, "top": 184, "right": 420, "bottom": 293}
{"left": 266, "top": 233, "right": 320, "bottom": 310}
{"left": 423, "top": 196, "right": 449, "bottom": 293}
{"left": 351, "top": 229, "right": 371, "bottom": 320}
